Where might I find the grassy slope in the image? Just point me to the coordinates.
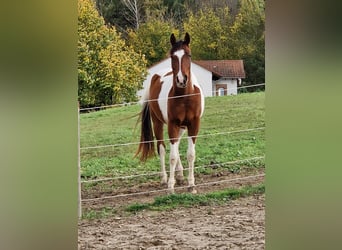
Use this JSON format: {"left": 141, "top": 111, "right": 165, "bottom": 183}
{"left": 80, "top": 92, "right": 265, "bottom": 180}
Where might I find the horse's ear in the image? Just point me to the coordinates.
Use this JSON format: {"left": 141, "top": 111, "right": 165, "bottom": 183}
{"left": 184, "top": 32, "right": 190, "bottom": 45}
{"left": 170, "top": 33, "right": 177, "bottom": 46}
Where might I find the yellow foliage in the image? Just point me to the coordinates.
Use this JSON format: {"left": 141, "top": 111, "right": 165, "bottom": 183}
{"left": 78, "top": 0, "right": 147, "bottom": 107}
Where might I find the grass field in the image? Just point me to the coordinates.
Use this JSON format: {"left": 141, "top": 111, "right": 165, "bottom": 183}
{"left": 80, "top": 92, "right": 265, "bottom": 181}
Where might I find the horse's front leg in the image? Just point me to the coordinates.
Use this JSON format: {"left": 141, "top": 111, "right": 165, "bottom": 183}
{"left": 175, "top": 128, "right": 185, "bottom": 185}
{"left": 168, "top": 124, "right": 180, "bottom": 193}
{"left": 187, "top": 120, "right": 200, "bottom": 194}
{"left": 187, "top": 137, "right": 197, "bottom": 194}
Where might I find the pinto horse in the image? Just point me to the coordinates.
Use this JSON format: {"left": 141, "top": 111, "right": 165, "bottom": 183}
{"left": 136, "top": 33, "right": 204, "bottom": 194}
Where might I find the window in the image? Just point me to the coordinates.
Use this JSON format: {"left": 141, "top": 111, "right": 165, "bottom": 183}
{"left": 218, "top": 88, "right": 225, "bottom": 96}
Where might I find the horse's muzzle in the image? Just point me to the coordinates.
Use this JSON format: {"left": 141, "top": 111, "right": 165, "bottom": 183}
{"left": 176, "top": 75, "right": 188, "bottom": 88}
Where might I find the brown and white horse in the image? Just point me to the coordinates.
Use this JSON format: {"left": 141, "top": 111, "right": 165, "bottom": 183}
{"left": 136, "top": 33, "right": 204, "bottom": 194}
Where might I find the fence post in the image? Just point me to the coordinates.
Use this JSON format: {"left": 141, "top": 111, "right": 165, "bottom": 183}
{"left": 78, "top": 102, "right": 82, "bottom": 219}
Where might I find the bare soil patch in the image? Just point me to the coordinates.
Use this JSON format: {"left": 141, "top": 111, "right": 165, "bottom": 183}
{"left": 79, "top": 168, "right": 265, "bottom": 249}
{"left": 78, "top": 194, "right": 265, "bottom": 249}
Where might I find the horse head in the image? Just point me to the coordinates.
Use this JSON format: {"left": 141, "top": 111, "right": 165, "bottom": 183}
{"left": 170, "top": 33, "right": 192, "bottom": 89}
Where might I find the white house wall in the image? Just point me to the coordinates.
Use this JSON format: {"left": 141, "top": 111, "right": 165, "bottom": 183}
{"left": 191, "top": 63, "right": 212, "bottom": 97}
{"left": 137, "top": 59, "right": 171, "bottom": 98}
{"left": 227, "top": 79, "right": 238, "bottom": 95}
{"left": 138, "top": 58, "right": 213, "bottom": 98}
{"left": 215, "top": 78, "right": 238, "bottom": 95}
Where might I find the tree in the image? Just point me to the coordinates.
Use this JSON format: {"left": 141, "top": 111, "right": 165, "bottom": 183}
{"left": 121, "top": 0, "right": 143, "bottom": 30}
{"left": 229, "top": 0, "right": 265, "bottom": 85}
{"left": 96, "top": 0, "right": 131, "bottom": 33}
{"left": 127, "top": 20, "right": 179, "bottom": 66}
{"left": 78, "top": 0, "right": 147, "bottom": 107}
{"left": 144, "top": 0, "right": 167, "bottom": 22}
{"left": 183, "top": 8, "right": 227, "bottom": 60}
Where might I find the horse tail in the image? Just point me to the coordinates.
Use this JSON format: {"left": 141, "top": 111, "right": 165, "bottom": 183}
{"left": 135, "top": 102, "right": 155, "bottom": 161}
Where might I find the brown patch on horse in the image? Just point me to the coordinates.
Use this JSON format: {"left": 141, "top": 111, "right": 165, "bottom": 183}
{"left": 135, "top": 74, "right": 167, "bottom": 161}
{"left": 167, "top": 86, "right": 202, "bottom": 127}
{"left": 149, "top": 74, "right": 165, "bottom": 124}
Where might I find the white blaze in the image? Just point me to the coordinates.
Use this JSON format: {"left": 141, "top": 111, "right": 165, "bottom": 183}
{"left": 174, "top": 49, "right": 185, "bottom": 83}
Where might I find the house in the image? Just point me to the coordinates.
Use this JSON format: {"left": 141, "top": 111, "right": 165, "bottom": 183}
{"left": 194, "top": 60, "right": 245, "bottom": 96}
{"left": 138, "top": 59, "right": 245, "bottom": 97}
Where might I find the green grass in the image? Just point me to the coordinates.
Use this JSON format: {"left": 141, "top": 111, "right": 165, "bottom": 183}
{"left": 82, "top": 206, "right": 118, "bottom": 220}
{"left": 80, "top": 92, "right": 265, "bottom": 180}
{"left": 81, "top": 184, "right": 265, "bottom": 219}
{"left": 126, "top": 183, "right": 265, "bottom": 212}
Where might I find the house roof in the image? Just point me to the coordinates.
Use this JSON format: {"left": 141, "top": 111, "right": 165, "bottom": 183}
{"left": 193, "top": 60, "right": 246, "bottom": 78}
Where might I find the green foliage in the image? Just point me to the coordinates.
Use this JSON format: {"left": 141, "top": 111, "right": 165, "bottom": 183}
{"left": 82, "top": 206, "right": 117, "bottom": 219}
{"left": 85, "top": 0, "right": 265, "bottom": 102}
{"left": 96, "top": 0, "right": 131, "bottom": 30}
{"left": 181, "top": 2, "right": 264, "bottom": 85}
{"left": 126, "top": 184, "right": 265, "bottom": 212}
{"left": 229, "top": 0, "right": 265, "bottom": 84}
{"left": 127, "top": 20, "right": 179, "bottom": 66}
{"left": 183, "top": 8, "right": 229, "bottom": 60}
{"left": 78, "top": 0, "right": 147, "bottom": 108}
{"left": 144, "top": 0, "right": 168, "bottom": 22}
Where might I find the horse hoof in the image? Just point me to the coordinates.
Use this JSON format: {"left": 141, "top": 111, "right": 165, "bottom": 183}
{"left": 167, "top": 189, "right": 175, "bottom": 195}
{"left": 188, "top": 186, "right": 197, "bottom": 194}
{"left": 160, "top": 181, "right": 167, "bottom": 188}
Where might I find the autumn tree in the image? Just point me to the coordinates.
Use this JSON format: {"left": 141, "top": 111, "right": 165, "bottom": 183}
{"left": 127, "top": 20, "right": 179, "bottom": 66}
{"left": 144, "top": 0, "right": 167, "bottom": 22}
{"left": 229, "top": 0, "right": 265, "bottom": 85}
{"left": 78, "top": 0, "right": 147, "bottom": 108}
{"left": 183, "top": 8, "right": 229, "bottom": 60}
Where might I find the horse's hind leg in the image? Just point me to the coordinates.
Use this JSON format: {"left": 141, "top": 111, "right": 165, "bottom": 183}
{"left": 175, "top": 128, "right": 185, "bottom": 185}
{"left": 152, "top": 119, "right": 167, "bottom": 186}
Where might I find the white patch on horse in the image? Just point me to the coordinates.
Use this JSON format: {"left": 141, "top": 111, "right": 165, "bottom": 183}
{"left": 187, "top": 137, "right": 196, "bottom": 187}
{"left": 175, "top": 128, "right": 185, "bottom": 181}
{"left": 159, "top": 144, "right": 167, "bottom": 185}
{"left": 174, "top": 49, "right": 185, "bottom": 83}
{"left": 168, "top": 141, "right": 180, "bottom": 192}
{"left": 139, "top": 68, "right": 171, "bottom": 106}
{"left": 158, "top": 71, "right": 173, "bottom": 123}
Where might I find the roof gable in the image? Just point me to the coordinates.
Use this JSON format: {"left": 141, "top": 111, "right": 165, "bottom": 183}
{"left": 193, "top": 60, "right": 245, "bottom": 78}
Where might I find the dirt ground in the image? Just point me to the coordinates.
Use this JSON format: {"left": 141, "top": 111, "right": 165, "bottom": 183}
{"left": 78, "top": 194, "right": 264, "bottom": 249}
{"left": 79, "top": 167, "right": 265, "bottom": 249}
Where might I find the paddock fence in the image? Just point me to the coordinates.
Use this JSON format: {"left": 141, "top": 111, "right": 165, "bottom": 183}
{"left": 78, "top": 83, "right": 266, "bottom": 217}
